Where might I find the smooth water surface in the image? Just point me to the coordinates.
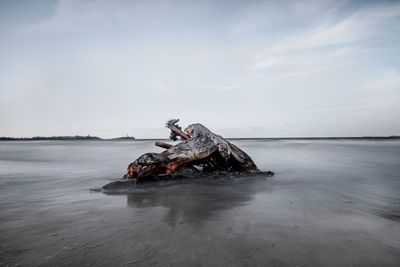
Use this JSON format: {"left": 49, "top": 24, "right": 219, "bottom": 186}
{"left": 1, "top": 140, "right": 400, "bottom": 266}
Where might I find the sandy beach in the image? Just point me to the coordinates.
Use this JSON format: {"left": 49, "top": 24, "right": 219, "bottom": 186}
{"left": 0, "top": 140, "right": 399, "bottom": 266}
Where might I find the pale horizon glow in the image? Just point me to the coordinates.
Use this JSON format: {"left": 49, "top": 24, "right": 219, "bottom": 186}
{"left": 1, "top": 0, "right": 400, "bottom": 138}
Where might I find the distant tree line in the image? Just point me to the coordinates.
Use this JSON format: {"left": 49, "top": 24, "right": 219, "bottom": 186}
{"left": 0, "top": 135, "right": 136, "bottom": 141}
{"left": 0, "top": 135, "right": 398, "bottom": 141}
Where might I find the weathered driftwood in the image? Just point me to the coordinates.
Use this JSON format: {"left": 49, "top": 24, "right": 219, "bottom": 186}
{"left": 155, "top": 141, "right": 173, "bottom": 149}
{"left": 103, "top": 119, "right": 273, "bottom": 188}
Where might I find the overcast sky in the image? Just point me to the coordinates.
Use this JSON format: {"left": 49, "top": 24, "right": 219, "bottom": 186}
{"left": 1, "top": 0, "right": 399, "bottom": 138}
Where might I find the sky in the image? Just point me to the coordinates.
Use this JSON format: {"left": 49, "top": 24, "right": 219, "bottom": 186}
{"left": 0, "top": 0, "right": 400, "bottom": 138}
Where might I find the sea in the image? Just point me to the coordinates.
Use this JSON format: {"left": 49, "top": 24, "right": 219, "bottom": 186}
{"left": 1, "top": 139, "right": 399, "bottom": 266}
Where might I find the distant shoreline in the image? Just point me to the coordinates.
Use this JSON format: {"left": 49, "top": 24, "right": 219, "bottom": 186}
{"left": 0, "top": 136, "right": 399, "bottom": 141}
{"left": 0, "top": 135, "right": 136, "bottom": 141}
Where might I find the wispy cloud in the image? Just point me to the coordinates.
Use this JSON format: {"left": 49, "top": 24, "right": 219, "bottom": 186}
{"left": 246, "top": 2, "right": 400, "bottom": 78}
{"left": 369, "top": 70, "right": 400, "bottom": 90}
{"left": 364, "top": 70, "right": 400, "bottom": 106}
{"left": 23, "top": 0, "right": 175, "bottom": 33}
{"left": 270, "top": 3, "right": 400, "bottom": 54}
{"left": 225, "top": 0, "right": 347, "bottom": 36}
{"left": 2, "top": 0, "right": 400, "bottom": 137}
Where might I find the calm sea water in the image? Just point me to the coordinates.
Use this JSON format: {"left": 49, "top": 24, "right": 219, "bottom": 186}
{"left": 1, "top": 140, "right": 400, "bottom": 266}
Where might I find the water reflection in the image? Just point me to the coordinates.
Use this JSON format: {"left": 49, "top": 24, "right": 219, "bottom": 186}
{"left": 123, "top": 177, "right": 273, "bottom": 226}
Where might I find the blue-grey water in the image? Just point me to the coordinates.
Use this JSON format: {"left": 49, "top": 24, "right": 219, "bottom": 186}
{"left": 0, "top": 140, "right": 400, "bottom": 266}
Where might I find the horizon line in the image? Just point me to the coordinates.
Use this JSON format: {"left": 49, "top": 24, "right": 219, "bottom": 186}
{"left": 1, "top": 135, "right": 399, "bottom": 141}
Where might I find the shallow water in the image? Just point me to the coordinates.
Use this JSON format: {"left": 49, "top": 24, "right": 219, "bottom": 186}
{"left": 0, "top": 140, "right": 400, "bottom": 266}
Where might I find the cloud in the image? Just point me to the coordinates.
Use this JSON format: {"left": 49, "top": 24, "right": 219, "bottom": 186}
{"left": 23, "top": 0, "right": 174, "bottom": 33}
{"left": 270, "top": 3, "right": 400, "bottom": 54}
{"left": 225, "top": 0, "right": 346, "bottom": 36}
{"left": 249, "top": 2, "right": 400, "bottom": 77}
{"left": 253, "top": 47, "right": 355, "bottom": 70}
{"left": 277, "top": 62, "right": 354, "bottom": 79}
{"left": 2, "top": 0, "right": 400, "bottom": 137}
{"left": 369, "top": 70, "right": 400, "bottom": 90}
{"left": 364, "top": 70, "right": 400, "bottom": 107}
{"left": 196, "top": 80, "right": 242, "bottom": 91}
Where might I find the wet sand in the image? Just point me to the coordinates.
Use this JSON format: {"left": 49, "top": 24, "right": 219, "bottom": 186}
{"left": 0, "top": 140, "right": 400, "bottom": 266}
